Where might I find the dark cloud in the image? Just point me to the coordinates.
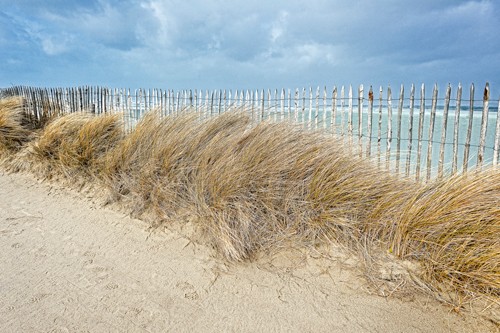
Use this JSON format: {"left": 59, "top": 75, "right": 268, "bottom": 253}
{"left": 0, "top": 0, "right": 499, "bottom": 94}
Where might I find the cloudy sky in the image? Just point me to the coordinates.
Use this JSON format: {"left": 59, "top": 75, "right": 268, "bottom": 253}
{"left": 1, "top": 0, "right": 499, "bottom": 95}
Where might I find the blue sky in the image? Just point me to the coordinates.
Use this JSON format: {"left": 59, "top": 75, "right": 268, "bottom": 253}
{"left": 1, "top": 0, "right": 499, "bottom": 96}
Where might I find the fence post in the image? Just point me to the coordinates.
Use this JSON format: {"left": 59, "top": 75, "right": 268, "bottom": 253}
{"left": 281, "top": 88, "right": 285, "bottom": 122}
{"left": 395, "top": 85, "right": 404, "bottom": 175}
{"left": 287, "top": 89, "right": 291, "bottom": 122}
{"left": 366, "top": 86, "right": 373, "bottom": 158}
{"left": 426, "top": 84, "right": 438, "bottom": 181}
{"left": 315, "top": 86, "right": 320, "bottom": 129}
{"left": 302, "top": 88, "right": 306, "bottom": 126}
{"left": 294, "top": 88, "right": 299, "bottom": 122}
{"left": 348, "top": 85, "right": 353, "bottom": 147}
{"left": 405, "top": 84, "right": 415, "bottom": 177}
{"left": 340, "top": 86, "right": 345, "bottom": 136}
{"left": 377, "top": 86, "right": 383, "bottom": 167}
{"left": 308, "top": 87, "right": 313, "bottom": 129}
{"left": 463, "top": 84, "right": 475, "bottom": 173}
{"left": 477, "top": 83, "right": 490, "bottom": 171}
{"left": 438, "top": 84, "right": 452, "bottom": 179}
{"left": 322, "top": 86, "right": 327, "bottom": 129}
{"left": 416, "top": 84, "right": 425, "bottom": 181}
{"left": 494, "top": 96, "right": 500, "bottom": 167}
{"left": 386, "top": 86, "right": 393, "bottom": 171}
{"left": 452, "top": 84, "right": 462, "bottom": 174}
{"left": 332, "top": 86, "right": 337, "bottom": 133}
{"left": 358, "top": 84, "right": 364, "bottom": 157}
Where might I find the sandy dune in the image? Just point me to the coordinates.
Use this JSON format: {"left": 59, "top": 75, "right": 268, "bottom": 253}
{"left": 0, "top": 171, "right": 497, "bottom": 332}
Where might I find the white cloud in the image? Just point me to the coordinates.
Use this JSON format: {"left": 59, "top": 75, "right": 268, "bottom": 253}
{"left": 444, "top": 0, "right": 492, "bottom": 18}
{"left": 270, "top": 11, "right": 288, "bottom": 43}
{"left": 40, "top": 34, "right": 72, "bottom": 55}
{"left": 291, "top": 43, "right": 340, "bottom": 66}
{"left": 139, "top": 0, "right": 174, "bottom": 46}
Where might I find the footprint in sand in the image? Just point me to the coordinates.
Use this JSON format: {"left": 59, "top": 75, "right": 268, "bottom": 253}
{"left": 105, "top": 282, "right": 119, "bottom": 290}
{"left": 30, "top": 293, "right": 50, "bottom": 303}
{"left": 176, "top": 281, "right": 200, "bottom": 300}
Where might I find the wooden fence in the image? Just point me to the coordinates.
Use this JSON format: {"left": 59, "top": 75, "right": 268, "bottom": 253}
{"left": 1, "top": 83, "right": 499, "bottom": 182}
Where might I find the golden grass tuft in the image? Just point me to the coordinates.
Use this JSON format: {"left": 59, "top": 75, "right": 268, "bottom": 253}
{"left": 370, "top": 169, "right": 500, "bottom": 297}
{"left": 17, "top": 112, "right": 124, "bottom": 178}
{"left": 103, "top": 110, "right": 404, "bottom": 260}
{"left": 0, "top": 96, "right": 31, "bottom": 153}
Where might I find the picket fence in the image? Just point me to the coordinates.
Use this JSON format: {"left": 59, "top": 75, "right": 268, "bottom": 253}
{"left": 1, "top": 83, "right": 499, "bottom": 182}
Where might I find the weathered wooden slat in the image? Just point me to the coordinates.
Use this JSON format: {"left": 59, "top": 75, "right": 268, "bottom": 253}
{"left": 260, "top": 89, "right": 265, "bottom": 120}
{"left": 251, "top": 90, "right": 256, "bottom": 118}
{"left": 426, "top": 84, "right": 438, "bottom": 181}
{"left": 287, "top": 89, "right": 291, "bottom": 122}
{"left": 377, "top": 86, "right": 383, "bottom": 167}
{"left": 477, "top": 83, "right": 490, "bottom": 170}
{"left": 222, "top": 89, "right": 227, "bottom": 112}
{"left": 395, "top": 85, "right": 404, "bottom": 175}
{"left": 308, "top": 87, "right": 313, "bottom": 129}
{"left": 463, "top": 84, "right": 475, "bottom": 173}
{"left": 313, "top": 87, "right": 319, "bottom": 129}
{"left": 209, "top": 90, "right": 214, "bottom": 116}
{"left": 204, "top": 90, "right": 209, "bottom": 117}
{"left": 332, "top": 86, "right": 337, "bottom": 133}
{"left": 281, "top": 88, "right": 285, "bottom": 121}
{"left": 366, "top": 86, "right": 373, "bottom": 157}
{"left": 272, "top": 89, "right": 277, "bottom": 120}
{"left": 405, "top": 84, "right": 415, "bottom": 177}
{"left": 177, "top": 89, "right": 182, "bottom": 112}
{"left": 301, "top": 88, "right": 306, "bottom": 126}
{"left": 340, "top": 86, "right": 345, "bottom": 136}
{"left": 415, "top": 84, "right": 425, "bottom": 181}
{"left": 438, "top": 84, "right": 452, "bottom": 179}
{"left": 348, "top": 85, "right": 353, "bottom": 146}
{"left": 294, "top": 88, "right": 299, "bottom": 122}
{"left": 264, "top": 89, "right": 269, "bottom": 119}
{"left": 358, "top": 84, "right": 364, "bottom": 157}
{"left": 322, "top": 86, "right": 327, "bottom": 129}
{"left": 494, "top": 96, "right": 500, "bottom": 166}
{"left": 386, "top": 86, "right": 393, "bottom": 171}
{"left": 452, "top": 84, "right": 462, "bottom": 174}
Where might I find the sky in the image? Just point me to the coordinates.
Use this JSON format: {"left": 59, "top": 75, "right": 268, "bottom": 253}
{"left": 1, "top": 0, "right": 499, "bottom": 96}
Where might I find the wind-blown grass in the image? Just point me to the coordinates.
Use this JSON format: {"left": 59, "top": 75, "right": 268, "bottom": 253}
{"left": 10, "top": 112, "right": 123, "bottom": 178}
{"left": 0, "top": 96, "right": 30, "bottom": 153}
{"left": 370, "top": 170, "right": 500, "bottom": 297}
{"left": 0, "top": 100, "right": 498, "bottom": 305}
{"left": 102, "top": 111, "right": 406, "bottom": 260}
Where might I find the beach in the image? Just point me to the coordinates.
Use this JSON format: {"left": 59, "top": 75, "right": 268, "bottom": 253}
{"left": 1, "top": 171, "right": 496, "bottom": 333}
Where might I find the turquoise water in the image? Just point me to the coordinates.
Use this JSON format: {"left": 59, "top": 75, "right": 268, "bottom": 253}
{"left": 265, "top": 106, "right": 499, "bottom": 178}
{"left": 126, "top": 104, "right": 499, "bottom": 178}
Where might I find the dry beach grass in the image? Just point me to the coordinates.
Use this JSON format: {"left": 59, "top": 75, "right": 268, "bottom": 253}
{"left": 0, "top": 96, "right": 498, "bottom": 316}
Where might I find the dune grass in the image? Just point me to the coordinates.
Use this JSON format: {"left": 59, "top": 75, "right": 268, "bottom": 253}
{"left": 0, "top": 98, "right": 498, "bottom": 305}
{"left": 370, "top": 170, "right": 500, "bottom": 297}
{"left": 33, "top": 112, "right": 123, "bottom": 176}
{"left": 0, "top": 96, "right": 31, "bottom": 153}
{"left": 100, "top": 111, "right": 407, "bottom": 260}
{"left": 9, "top": 112, "right": 123, "bottom": 178}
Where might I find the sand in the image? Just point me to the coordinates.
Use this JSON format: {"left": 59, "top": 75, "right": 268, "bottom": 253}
{"left": 0, "top": 171, "right": 497, "bottom": 333}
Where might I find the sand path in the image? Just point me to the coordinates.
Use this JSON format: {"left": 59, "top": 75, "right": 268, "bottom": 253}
{"left": 0, "top": 171, "right": 496, "bottom": 332}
